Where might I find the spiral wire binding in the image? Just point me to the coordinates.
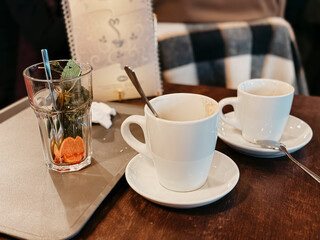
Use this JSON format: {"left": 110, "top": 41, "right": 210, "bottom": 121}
{"left": 61, "top": 0, "right": 77, "bottom": 60}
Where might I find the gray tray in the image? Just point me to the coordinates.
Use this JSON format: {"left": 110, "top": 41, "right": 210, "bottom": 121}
{"left": 0, "top": 98, "right": 143, "bottom": 239}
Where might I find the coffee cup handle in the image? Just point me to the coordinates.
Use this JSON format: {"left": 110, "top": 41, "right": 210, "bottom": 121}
{"left": 218, "top": 97, "right": 242, "bottom": 130}
{"left": 121, "top": 115, "right": 153, "bottom": 159}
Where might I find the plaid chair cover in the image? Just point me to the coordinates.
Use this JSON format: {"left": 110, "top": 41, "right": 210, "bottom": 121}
{"left": 157, "top": 17, "right": 309, "bottom": 95}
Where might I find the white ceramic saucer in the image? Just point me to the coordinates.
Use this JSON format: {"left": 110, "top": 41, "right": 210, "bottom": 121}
{"left": 218, "top": 112, "right": 313, "bottom": 158}
{"left": 125, "top": 151, "right": 239, "bottom": 209}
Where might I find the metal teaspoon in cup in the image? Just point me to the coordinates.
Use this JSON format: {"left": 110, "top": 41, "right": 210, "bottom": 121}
{"left": 124, "top": 65, "right": 159, "bottom": 118}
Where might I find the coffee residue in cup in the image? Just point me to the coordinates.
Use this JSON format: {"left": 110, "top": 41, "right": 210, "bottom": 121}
{"left": 159, "top": 100, "right": 218, "bottom": 121}
{"left": 203, "top": 99, "right": 219, "bottom": 117}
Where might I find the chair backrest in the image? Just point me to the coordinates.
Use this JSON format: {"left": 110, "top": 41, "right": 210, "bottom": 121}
{"left": 157, "top": 17, "right": 309, "bottom": 95}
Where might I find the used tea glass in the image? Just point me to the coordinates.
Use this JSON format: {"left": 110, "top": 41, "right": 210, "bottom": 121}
{"left": 23, "top": 60, "right": 93, "bottom": 172}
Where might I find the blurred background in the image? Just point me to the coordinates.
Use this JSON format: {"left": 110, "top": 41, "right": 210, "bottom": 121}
{"left": 1, "top": 0, "right": 319, "bottom": 109}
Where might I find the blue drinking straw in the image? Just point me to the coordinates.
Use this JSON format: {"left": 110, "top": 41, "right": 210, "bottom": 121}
{"left": 41, "top": 49, "right": 57, "bottom": 110}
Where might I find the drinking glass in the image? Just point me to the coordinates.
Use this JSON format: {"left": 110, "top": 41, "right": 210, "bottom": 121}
{"left": 23, "top": 60, "right": 93, "bottom": 172}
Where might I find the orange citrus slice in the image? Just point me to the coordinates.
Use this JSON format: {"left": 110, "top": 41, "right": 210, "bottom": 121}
{"left": 53, "top": 136, "right": 85, "bottom": 164}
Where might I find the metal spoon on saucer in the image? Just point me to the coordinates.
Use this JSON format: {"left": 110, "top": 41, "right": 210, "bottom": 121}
{"left": 256, "top": 140, "right": 320, "bottom": 183}
{"left": 124, "top": 65, "right": 159, "bottom": 118}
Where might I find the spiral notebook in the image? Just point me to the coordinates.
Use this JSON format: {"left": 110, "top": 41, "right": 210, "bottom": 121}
{"left": 62, "top": 0, "right": 162, "bottom": 101}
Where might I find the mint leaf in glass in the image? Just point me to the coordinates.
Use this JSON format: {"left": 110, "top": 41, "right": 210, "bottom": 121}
{"left": 61, "top": 60, "right": 81, "bottom": 79}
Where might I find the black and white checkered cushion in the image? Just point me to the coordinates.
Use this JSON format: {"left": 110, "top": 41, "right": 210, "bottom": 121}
{"left": 157, "top": 17, "right": 309, "bottom": 95}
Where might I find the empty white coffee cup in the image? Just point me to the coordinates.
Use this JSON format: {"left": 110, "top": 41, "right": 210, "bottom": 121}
{"left": 121, "top": 93, "right": 220, "bottom": 192}
{"left": 219, "top": 79, "right": 294, "bottom": 143}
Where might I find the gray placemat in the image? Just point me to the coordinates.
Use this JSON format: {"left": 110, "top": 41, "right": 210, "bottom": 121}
{"left": 0, "top": 99, "right": 144, "bottom": 239}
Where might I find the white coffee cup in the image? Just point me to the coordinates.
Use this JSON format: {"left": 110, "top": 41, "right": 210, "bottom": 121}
{"left": 121, "top": 93, "right": 220, "bottom": 192}
{"left": 219, "top": 79, "right": 294, "bottom": 143}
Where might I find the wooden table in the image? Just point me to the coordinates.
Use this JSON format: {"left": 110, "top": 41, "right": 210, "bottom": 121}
{"left": 2, "top": 83, "right": 320, "bottom": 239}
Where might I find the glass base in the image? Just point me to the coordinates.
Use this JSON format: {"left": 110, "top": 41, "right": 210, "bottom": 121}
{"left": 47, "top": 156, "right": 91, "bottom": 172}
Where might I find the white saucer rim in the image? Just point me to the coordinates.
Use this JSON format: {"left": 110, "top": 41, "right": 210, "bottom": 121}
{"left": 125, "top": 151, "right": 240, "bottom": 208}
{"left": 218, "top": 113, "right": 313, "bottom": 157}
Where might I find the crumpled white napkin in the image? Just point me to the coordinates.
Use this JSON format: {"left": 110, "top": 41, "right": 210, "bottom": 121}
{"left": 91, "top": 102, "right": 116, "bottom": 129}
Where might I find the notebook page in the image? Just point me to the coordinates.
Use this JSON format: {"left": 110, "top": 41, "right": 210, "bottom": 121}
{"left": 62, "top": 0, "right": 162, "bottom": 101}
